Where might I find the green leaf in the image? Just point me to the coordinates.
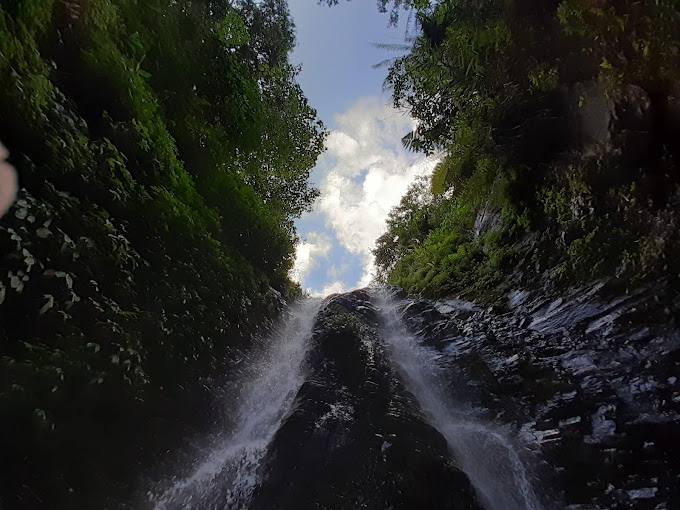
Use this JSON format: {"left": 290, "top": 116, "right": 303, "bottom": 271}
{"left": 39, "top": 294, "right": 54, "bottom": 315}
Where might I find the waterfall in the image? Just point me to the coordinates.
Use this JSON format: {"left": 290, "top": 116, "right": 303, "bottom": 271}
{"left": 146, "top": 291, "right": 547, "bottom": 510}
{"left": 375, "top": 290, "right": 544, "bottom": 510}
{"left": 149, "top": 298, "right": 322, "bottom": 510}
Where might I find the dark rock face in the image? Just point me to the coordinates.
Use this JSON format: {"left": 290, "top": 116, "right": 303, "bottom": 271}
{"left": 396, "top": 281, "right": 680, "bottom": 509}
{"left": 150, "top": 284, "right": 678, "bottom": 509}
{"left": 251, "top": 290, "right": 481, "bottom": 510}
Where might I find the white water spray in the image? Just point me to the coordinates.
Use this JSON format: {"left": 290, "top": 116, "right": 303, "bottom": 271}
{"left": 150, "top": 299, "right": 321, "bottom": 510}
{"left": 376, "top": 291, "right": 543, "bottom": 510}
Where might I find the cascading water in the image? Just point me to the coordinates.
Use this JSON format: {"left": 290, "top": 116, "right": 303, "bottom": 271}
{"left": 149, "top": 298, "right": 321, "bottom": 510}
{"left": 141, "top": 286, "right": 675, "bottom": 509}
{"left": 375, "top": 290, "right": 544, "bottom": 510}
{"left": 146, "top": 291, "right": 547, "bottom": 509}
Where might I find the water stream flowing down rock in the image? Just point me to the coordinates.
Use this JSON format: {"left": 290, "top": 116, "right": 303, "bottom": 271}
{"left": 151, "top": 299, "right": 322, "bottom": 509}
{"left": 148, "top": 284, "right": 680, "bottom": 509}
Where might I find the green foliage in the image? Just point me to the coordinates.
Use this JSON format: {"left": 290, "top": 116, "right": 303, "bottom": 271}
{"left": 321, "top": 0, "right": 428, "bottom": 25}
{"left": 373, "top": 0, "right": 680, "bottom": 301}
{"left": 557, "top": 0, "right": 680, "bottom": 85}
{"left": 527, "top": 63, "right": 560, "bottom": 93}
{"left": 217, "top": 11, "right": 250, "bottom": 48}
{"left": 0, "top": 0, "right": 324, "bottom": 506}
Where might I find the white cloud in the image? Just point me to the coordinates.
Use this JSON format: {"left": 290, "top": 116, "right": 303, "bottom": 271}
{"left": 316, "top": 97, "right": 439, "bottom": 287}
{"left": 290, "top": 232, "right": 332, "bottom": 285}
{"left": 310, "top": 280, "right": 346, "bottom": 298}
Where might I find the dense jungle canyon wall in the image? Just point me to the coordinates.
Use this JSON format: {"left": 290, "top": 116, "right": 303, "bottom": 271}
{"left": 0, "top": 0, "right": 324, "bottom": 507}
{"left": 371, "top": 0, "right": 680, "bottom": 303}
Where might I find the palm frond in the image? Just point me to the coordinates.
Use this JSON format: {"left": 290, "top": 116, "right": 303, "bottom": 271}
{"left": 372, "top": 57, "right": 400, "bottom": 70}
{"left": 371, "top": 42, "right": 412, "bottom": 52}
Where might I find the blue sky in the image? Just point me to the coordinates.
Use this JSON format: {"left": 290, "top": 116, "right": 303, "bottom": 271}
{"left": 287, "top": 0, "right": 438, "bottom": 296}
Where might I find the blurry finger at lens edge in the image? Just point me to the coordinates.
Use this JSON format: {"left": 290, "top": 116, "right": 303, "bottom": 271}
{"left": 0, "top": 141, "right": 18, "bottom": 219}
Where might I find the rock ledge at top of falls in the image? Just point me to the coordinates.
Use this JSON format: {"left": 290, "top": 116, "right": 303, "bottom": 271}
{"left": 250, "top": 289, "right": 482, "bottom": 510}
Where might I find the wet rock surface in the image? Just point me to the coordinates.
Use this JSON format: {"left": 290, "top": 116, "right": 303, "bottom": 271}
{"left": 251, "top": 290, "right": 481, "bottom": 510}
{"left": 396, "top": 280, "right": 680, "bottom": 509}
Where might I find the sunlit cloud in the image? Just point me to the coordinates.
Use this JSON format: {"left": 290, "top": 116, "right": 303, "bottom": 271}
{"left": 310, "top": 280, "right": 346, "bottom": 298}
{"left": 317, "top": 98, "right": 438, "bottom": 287}
{"left": 292, "top": 97, "right": 438, "bottom": 295}
{"left": 290, "top": 232, "right": 332, "bottom": 286}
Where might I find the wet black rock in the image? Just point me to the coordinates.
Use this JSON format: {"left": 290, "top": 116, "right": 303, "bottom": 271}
{"left": 395, "top": 280, "right": 680, "bottom": 509}
{"left": 251, "top": 290, "right": 481, "bottom": 510}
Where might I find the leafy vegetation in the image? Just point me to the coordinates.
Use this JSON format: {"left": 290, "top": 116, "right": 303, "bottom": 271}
{"left": 373, "top": 0, "right": 680, "bottom": 301}
{"left": 0, "top": 0, "right": 324, "bottom": 507}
